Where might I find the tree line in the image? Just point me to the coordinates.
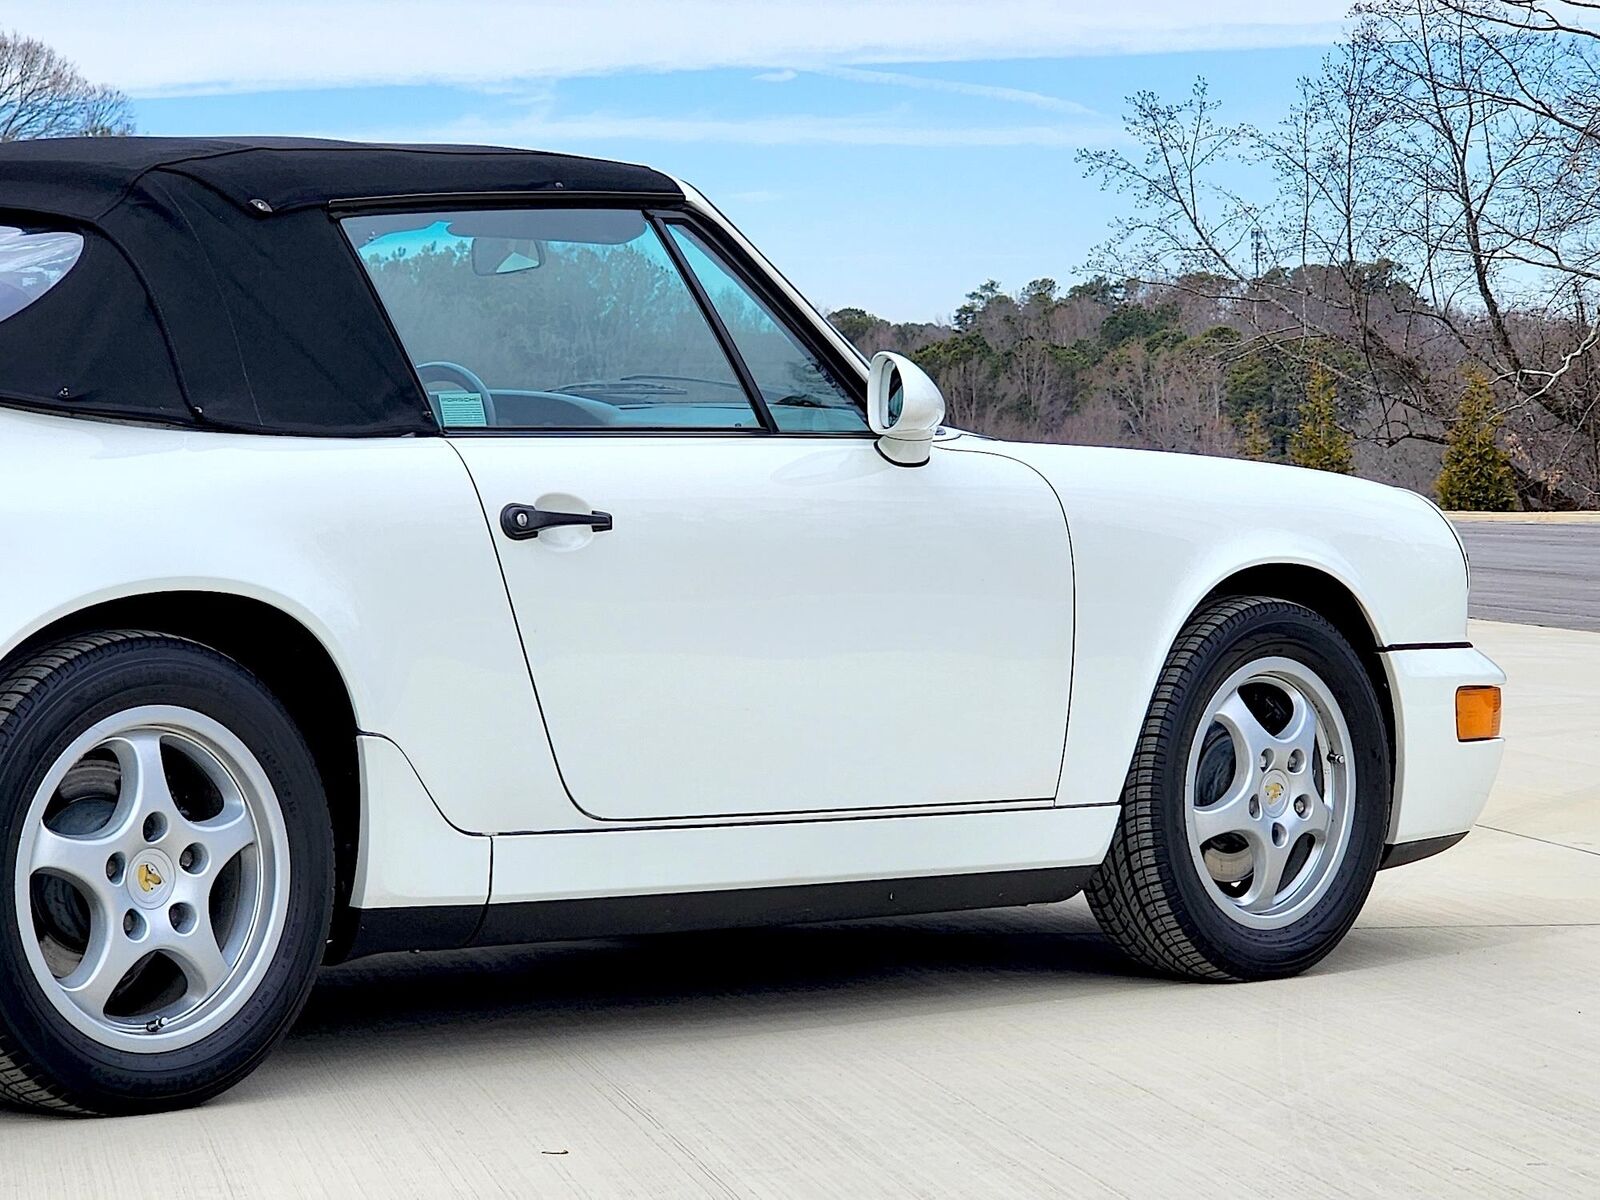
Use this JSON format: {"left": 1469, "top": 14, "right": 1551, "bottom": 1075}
{"left": 831, "top": 269, "right": 1515, "bottom": 508}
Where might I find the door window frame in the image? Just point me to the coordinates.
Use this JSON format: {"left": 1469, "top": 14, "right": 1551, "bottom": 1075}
{"left": 648, "top": 211, "right": 872, "bottom": 437}
{"left": 334, "top": 192, "right": 873, "bottom": 440}
{"left": 647, "top": 212, "right": 779, "bottom": 434}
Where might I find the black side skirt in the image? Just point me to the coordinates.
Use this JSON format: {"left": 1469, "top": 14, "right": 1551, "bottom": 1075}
{"left": 339, "top": 866, "right": 1095, "bottom": 962}
{"left": 1379, "top": 831, "right": 1469, "bottom": 870}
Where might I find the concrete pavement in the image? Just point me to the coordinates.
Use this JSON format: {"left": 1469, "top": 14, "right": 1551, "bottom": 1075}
{"left": 0, "top": 621, "right": 1595, "bottom": 1197}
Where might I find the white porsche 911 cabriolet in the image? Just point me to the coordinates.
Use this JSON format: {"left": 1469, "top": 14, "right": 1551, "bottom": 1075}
{"left": 0, "top": 137, "right": 1503, "bottom": 1115}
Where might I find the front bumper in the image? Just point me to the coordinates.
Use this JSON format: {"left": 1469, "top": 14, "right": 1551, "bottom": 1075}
{"left": 1381, "top": 645, "right": 1506, "bottom": 845}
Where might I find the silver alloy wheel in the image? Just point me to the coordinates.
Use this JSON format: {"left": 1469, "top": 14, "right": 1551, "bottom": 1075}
{"left": 14, "top": 705, "right": 291, "bottom": 1053}
{"left": 1183, "top": 657, "right": 1356, "bottom": 930}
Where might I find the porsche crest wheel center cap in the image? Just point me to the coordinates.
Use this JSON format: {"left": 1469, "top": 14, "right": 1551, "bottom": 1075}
{"left": 1261, "top": 770, "right": 1291, "bottom": 818}
{"left": 128, "top": 848, "right": 176, "bottom": 909}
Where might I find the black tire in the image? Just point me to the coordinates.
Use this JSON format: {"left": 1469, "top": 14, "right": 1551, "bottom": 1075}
{"left": 0, "top": 632, "right": 332, "bottom": 1115}
{"left": 1086, "top": 597, "right": 1390, "bottom": 982}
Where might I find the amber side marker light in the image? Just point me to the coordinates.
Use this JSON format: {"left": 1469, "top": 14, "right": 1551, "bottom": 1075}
{"left": 1456, "top": 685, "right": 1503, "bottom": 741}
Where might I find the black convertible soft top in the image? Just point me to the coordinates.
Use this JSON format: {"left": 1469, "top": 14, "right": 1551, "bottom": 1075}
{"left": 0, "top": 137, "right": 684, "bottom": 435}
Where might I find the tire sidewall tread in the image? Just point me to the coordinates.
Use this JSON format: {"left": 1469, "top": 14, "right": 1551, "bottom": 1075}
{"left": 0, "top": 632, "right": 333, "bottom": 1116}
{"left": 1087, "top": 597, "right": 1391, "bottom": 982}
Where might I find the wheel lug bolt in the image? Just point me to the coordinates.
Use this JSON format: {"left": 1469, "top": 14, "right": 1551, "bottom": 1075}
{"left": 143, "top": 813, "right": 167, "bottom": 843}
{"left": 106, "top": 853, "right": 124, "bottom": 883}
{"left": 1249, "top": 796, "right": 1261, "bottom": 818}
{"left": 1294, "top": 797, "right": 1308, "bottom": 817}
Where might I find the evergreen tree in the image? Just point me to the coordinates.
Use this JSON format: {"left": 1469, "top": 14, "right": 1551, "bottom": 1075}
{"left": 1436, "top": 370, "right": 1518, "bottom": 511}
{"left": 1225, "top": 345, "right": 1299, "bottom": 458}
{"left": 1238, "top": 407, "right": 1271, "bottom": 461}
{"left": 826, "top": 307, "right": 879, "bottom": 344}
{"left": 1290, "top": 363, "right": 1353, "bottom": 474}
{"left": 953, "top": 280, "right": 1002, "bottom": 332}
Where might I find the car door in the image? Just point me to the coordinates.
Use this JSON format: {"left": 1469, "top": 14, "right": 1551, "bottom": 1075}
{"left": 345, "top": 205, "right": 1073, "bottom": 822}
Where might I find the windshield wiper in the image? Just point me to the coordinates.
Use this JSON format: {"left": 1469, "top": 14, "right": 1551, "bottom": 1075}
{"left": 554, "top": 379, "right": 688, "bottom": 396}
{"left": 616, "top": 374, "right": 746, "bottom": 392}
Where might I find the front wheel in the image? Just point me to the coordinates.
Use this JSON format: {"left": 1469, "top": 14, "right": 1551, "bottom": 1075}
{"left": 1087, "top": 597, "right": 1390, "bottom": 981}
{"left": 0, "top": 632, "right": 332, "bottom": 1114}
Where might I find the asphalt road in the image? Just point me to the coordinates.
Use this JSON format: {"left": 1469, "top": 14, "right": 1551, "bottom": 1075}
{"left": 0, "top": 619, "right": 1595, "bottom": 1197}
{"left": 1456, "top": 519, "right": 1600, "bottom": 631}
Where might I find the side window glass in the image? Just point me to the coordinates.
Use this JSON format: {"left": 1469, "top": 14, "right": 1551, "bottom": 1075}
{"left": 665, "top": 225, "right": 868, "bottom": 433}
{"left": 0, "top": 226, "right": 84, "bottom": 323}
{"left": 343, "top": 209, "right": 761, "bottom": 431}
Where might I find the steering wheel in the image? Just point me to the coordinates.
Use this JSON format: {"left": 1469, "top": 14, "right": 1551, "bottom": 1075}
{"left": 415, "top": 361, "right": 498, "bottom": 428}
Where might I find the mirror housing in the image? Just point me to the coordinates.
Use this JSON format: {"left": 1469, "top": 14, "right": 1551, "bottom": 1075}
{"left": 867, "top": 351, "right": 946, "bottom": 467}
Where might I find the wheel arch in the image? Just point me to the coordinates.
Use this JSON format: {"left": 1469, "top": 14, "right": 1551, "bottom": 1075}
{"left": 0, "top": 590, "right": 363, "bottom": 955}
{"left": 1197, "top": 563, "right": 1396, "bottom": 786}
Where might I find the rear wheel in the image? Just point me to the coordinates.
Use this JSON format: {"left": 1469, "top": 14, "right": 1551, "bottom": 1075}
{"left": 0, "top": 632, "right": 331, "bottom": 1114}
{"left": 1087, "top": 597, "right": 1389, "bottom": 981}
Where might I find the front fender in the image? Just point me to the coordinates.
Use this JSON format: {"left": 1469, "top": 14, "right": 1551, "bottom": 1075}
{"left": 945, "top": 440, "right": 1470, "bottom": 811}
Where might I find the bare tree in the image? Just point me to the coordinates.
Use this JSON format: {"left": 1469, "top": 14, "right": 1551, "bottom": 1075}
{"left": 0, "top": 31, "right": 132, "bottom": 141}
{"left": 1095, "top": 342, "right": 1239, "bottom": 455}
{"left": 1431, "top": 0, "right": 1600, "bottom": 145}
{"left": 1079, "top": 1, "right": 1600, "bottom": 506}
{"left": 1347, "top": 2, "right": 1600, "bottom": 503}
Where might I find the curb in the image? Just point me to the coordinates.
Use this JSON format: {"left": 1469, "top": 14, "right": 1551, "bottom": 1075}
{"left": 1448, "top": 512, "right": 1600, "bottom": 524}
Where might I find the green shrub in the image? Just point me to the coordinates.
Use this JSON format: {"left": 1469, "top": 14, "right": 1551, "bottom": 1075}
{"left": 1290, "top": 363, "right": 1353, "bottom": 474}
{"left": 1237, "top": 407, "right": 1271, "bottom": 461}
{"left": 1436, "top": 370, "right": 1518, "bottom": 511}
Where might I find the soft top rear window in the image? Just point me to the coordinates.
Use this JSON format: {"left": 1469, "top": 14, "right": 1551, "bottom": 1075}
{"left": 0, "top": 225, "right": 84, "bottom": 323}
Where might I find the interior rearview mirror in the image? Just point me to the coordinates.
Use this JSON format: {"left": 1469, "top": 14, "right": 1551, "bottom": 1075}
{"left": 471, "top": 236, "right": 545, "bottom": 276}
{"left": 867, "top": 351, "right": 946, "bottom": 466}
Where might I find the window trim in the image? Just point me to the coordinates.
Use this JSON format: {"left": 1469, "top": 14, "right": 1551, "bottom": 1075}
{"left": 328, "top": 189, "right": 685, "bottom": 216}
{"left": 651, "top": 211, "right": 872, "bottom": 433}
{"left": 648, "top": 212, "right": 778, "bottom": 433}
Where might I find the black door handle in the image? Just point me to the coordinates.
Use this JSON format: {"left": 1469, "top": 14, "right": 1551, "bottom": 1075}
{"left": 500, "top": 504, "right": 613, "bottom": 540}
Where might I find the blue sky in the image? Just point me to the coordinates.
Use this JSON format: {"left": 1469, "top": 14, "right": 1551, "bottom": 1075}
{"left": 28, "top": 1, "right": 1347, "bottom": 320}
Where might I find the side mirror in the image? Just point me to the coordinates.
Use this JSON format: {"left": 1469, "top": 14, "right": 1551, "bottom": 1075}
{"left": 867, "top": 351, "right": 946, "bottom": 467}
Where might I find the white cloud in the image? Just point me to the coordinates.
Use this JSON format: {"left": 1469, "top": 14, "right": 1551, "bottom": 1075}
{"left": 28, "top": 1, "right": 1350, "bottom": 97}
{"left": 816, "top": 66, "right": 1097, "bottom": 114}
{"left": 366, "top": 109, "right": 1118, "bottom": 148}
{"left": 755, "top": 70, "right": 799, "bottom": 83}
